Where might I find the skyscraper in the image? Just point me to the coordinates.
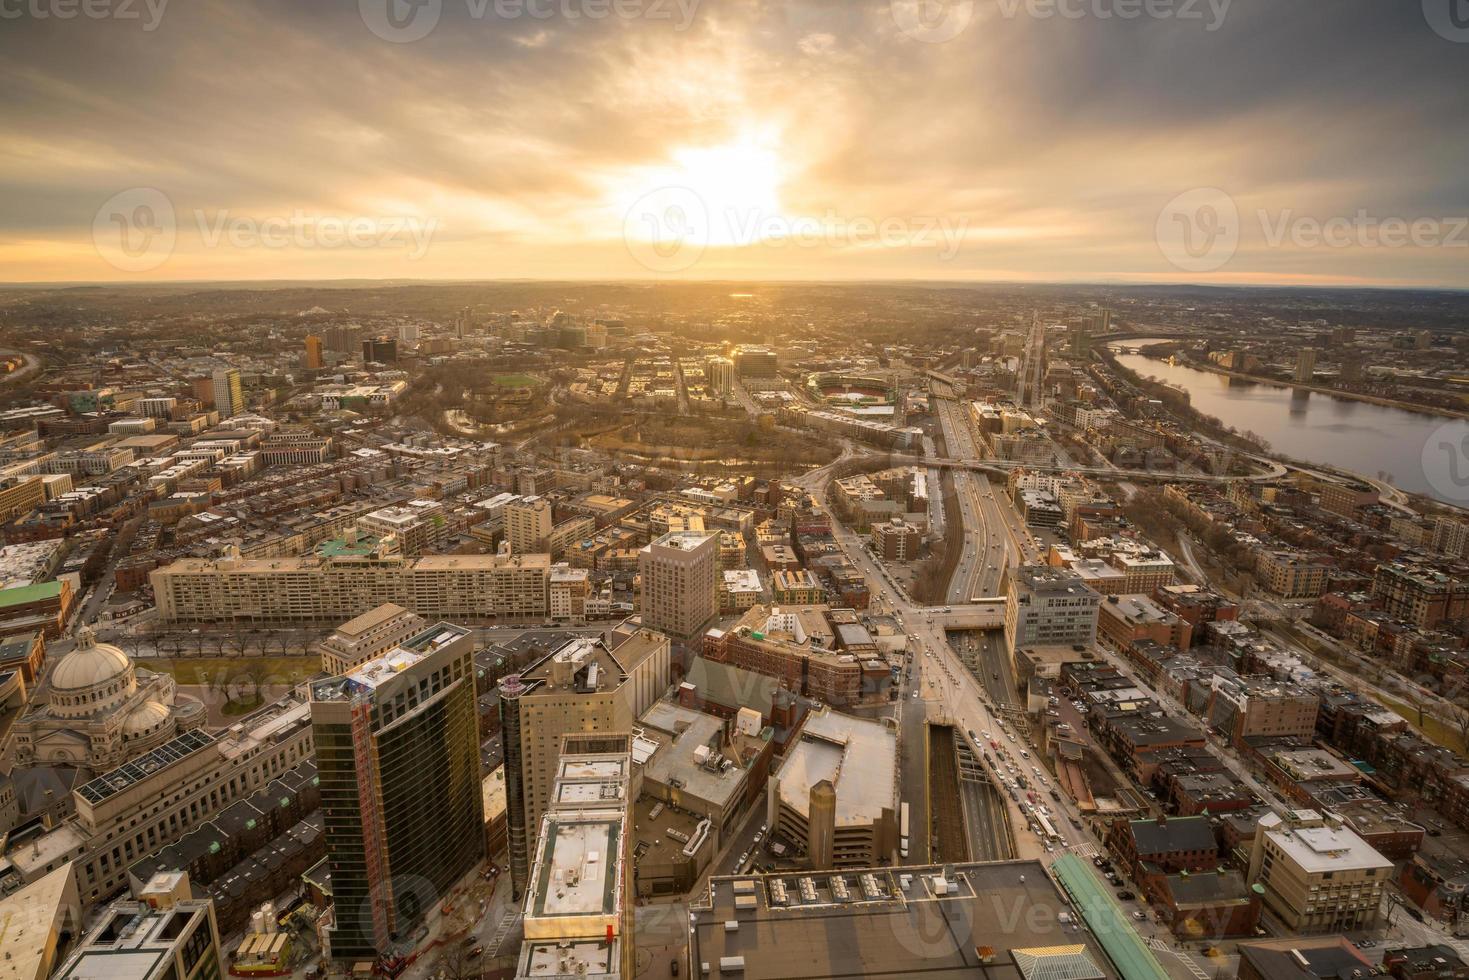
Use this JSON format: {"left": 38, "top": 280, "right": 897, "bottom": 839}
{"left": 639, "top": 531, "right": 718, "bottom": 639}
{"left": 304, "top": 334, "right": 324, "bottom": 369}
{"left": 1295, "top": 348, "right": 1317, "bottom": 383}
{"left": 211, "top": 368, "right": 243, "bottom": 417}
{"left": 498, "top": 629, "right": 669, "bottom": 900}
{"left": 310, "top": 623, "right": 484, "bottom": 960}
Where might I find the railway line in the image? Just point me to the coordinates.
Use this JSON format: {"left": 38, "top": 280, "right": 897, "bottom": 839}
{"left": 926, "top": 723, "right": 970, "bottom": 864}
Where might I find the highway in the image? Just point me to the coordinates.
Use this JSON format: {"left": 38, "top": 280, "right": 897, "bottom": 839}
{"left": 933, "top": 396, "right": 1023, "bottom": 602}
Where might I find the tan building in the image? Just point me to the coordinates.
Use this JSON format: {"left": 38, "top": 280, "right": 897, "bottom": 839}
{"left": 498, "top": 629, "right": 669, "bottom": 899}
{"left": 766, "top": 708, "right": 898, "bottom": 869}
{"left": 506, "top": 495, "right": 553, "bottom": 555}
{"left": 872, "top": 517, "right": 922, "bottom": 562}
{"left": 5, "top": 692, "right": 315, "bottom": 904}
{"left": 772, "top": 568, "right": 824, "bottom": 605}
{"left": 150, "top": 536, "right": 549, "bottom": 625}
{"left": 549, "top": 564, "right": 590, "bottom": 621}
{"left": 1255, "top": 550, "right": 1332, "bottom": 599}
{"left": 1246, "top": 809, "right": 1391, "bottom": 933}
{"left": 639, "top": 531, "right": 718, "bottom": 639}
{"left": 315, "top": 602, "right": 427, "bottom": 676}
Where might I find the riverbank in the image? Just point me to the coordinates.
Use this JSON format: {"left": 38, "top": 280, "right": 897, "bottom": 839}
{"left": 1138, "top": 349, "right": 1469, "bottom": 422}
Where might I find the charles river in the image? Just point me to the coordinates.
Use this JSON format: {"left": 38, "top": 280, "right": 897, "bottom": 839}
{"left": 1108, "top": 340, "right": 1464, "bottom": 505}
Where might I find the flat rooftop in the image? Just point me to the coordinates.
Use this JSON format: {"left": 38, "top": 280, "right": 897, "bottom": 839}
{"left": 778, "top": 709, "right": 896, "bottom": 826}
{"left": 530, "top": 816, "right": 621, "bottom": 919}
{"left": 691, "top": 861, "right": 1112, "bottom": 980}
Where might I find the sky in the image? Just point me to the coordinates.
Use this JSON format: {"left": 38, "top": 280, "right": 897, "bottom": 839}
{"left": 1, "top": 0, "right": 1467, "bottom": 286}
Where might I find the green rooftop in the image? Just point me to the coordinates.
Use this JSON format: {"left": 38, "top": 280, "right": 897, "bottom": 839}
{"left": 1052, "top": 854, "right": 1169, "bottom": 980}
{"left": 0, "top": 581, "right": 62, "bottom": 610}
{"left": 315, "top": 535, "right": 382, "bottom": 558}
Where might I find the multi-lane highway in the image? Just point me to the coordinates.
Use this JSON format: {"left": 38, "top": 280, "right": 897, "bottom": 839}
{"left": 933, "top": 395, "right": 1039, "bottom": 601}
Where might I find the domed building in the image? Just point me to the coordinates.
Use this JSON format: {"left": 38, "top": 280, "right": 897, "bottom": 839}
{"left": 10, "top": 630, "right": 204, "bottom": 770}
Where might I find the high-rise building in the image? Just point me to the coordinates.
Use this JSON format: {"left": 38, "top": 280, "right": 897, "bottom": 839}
{"left": 304, "top": 334, "right": 324, "bottom": 369}
{"left": 732, "top": 345, "right": 777, "bottom": 378}
{"left": 513, "top": 733, "right": 635, "bottom": 980}
{"left": 505, "top": 495, "right": 553, "bottom": 554}
{"left": 1295, "top": 348, "right": 1317, "bottom": 383}
{"left": 362, "top": 336, "right": 398, "bottom": 364}
{"left": 210, "top": 368, "right": 243, "bottom": 417}
{"left": 53, "top": 872, "right": 222, "bottom": 980}
{"left": 707, "top": 355, "right": 736, "bottom": 396}
{"left": 310, "top": 623, "right": 485, "bottom": 960}
{"left": 639, "top": 531, "right": 718, "bottom": 639}
{"left": 498, "top": 629, "right": 669, "bottom": 900}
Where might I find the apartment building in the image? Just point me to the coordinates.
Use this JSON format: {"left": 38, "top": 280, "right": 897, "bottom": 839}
{"left": 315, "top": 602, "right": 427, "bottom": 676}
{"left": 310, "top": 624, "right": 484, "bottom": 960}
{"left": 1097, "top": 594, "right": 1193, "bottom": 652}
{"left": 515, "top": 734, "right": 636, "bottom": 980}
{"left": 772, "top": 568, "right": 825, "bottom": 605}
{"left": 150, "top": 538, "right": 550, "bottom": 625}
{"left": 211, "top": 368, "right": 243, "bottom": 417}
{"left": 498, "top": 630, "right": 669, "bottom": 901}
{"left": 506, "top": 495, "right": 553, "bottom": 554}
{"left": 872, "top": 517, "right": 922, "bottom": 561}
{"left": 1246, "top": 809, "right": 1391, "bottom": 933}
{"left": 1256, "top": 550, "right": 1333, "bottom": 600}
{"left": 1373, "top": 561, "right": 1469, "bottom": 629}
{"left": 1206, "top": 676, "right": 1319, "bottom": 744}
{"left": 639, "top": 530, "right": 718, "bottom": 639}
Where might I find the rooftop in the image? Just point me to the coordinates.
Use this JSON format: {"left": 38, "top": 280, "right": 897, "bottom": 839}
{"left": 691, "top": 861, "right": 1112, "bottom": 980}
{"left": 777, "top": 708, "right": 896, "bottom": 825}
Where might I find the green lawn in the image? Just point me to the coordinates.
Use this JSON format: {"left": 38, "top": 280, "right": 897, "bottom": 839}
{"left": 492, "top": 373, "right": 542, "bottom": 388}
{"left": 1377, "top": 693, "right": 1469, "bottom": 754}
{"left": 147, "top": 655, "right": 321, "bottom": 686}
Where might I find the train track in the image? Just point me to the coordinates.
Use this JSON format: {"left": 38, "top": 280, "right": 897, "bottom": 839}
{"left": 927, "top": 724, "right": 971, "bottom": 864}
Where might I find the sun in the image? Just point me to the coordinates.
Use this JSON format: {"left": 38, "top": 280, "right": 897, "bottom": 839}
{"left": 611, "top": 129, "right": 786, "bottom": 249}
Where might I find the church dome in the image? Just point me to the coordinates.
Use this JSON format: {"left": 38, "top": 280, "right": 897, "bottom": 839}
{"left": 123, "top": 700, "right": 172, "bottom": 738}
{"left": 50, "top": 629, "right": 132, "bottom": 692}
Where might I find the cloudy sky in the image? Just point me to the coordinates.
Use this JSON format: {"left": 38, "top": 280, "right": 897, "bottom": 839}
{"left": 2, "top": 0, "right": 1466, "bottom": 285}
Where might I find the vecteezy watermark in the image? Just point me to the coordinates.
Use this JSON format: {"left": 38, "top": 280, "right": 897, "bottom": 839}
{"left": 1155, "top": 187, "right": 1239, "bottom": 273}
{"left": 892, "top": 0, "right": 1229, "bottom": 42}
{"left": 194, "top": 210, "right": 438, "bottom": 259}
{"left": 92, "top": 188, "right": 439, "bottom": 272}
{"left": 1157, "top": 188, "right": 1469, "bottom": 273}
{"left": 358, "top": 0, "right": 700, "bottom": 43}
{"left": 93, "top": 187, "right": 177, "bottom": 273}
{"left": 621, "top": 186, "right": 969, "bottom": 274}
{"left": 1423, "top": 0, "right": 1469, "bottom": 42}
{"left": 0, "top": 0, "right": 169, "bottom": 30}
{"left": 1423, "top": 420, "right": 1469, "bottom": 504}
{"left": 890, "top": 0, "right": 976, "bottom": 42}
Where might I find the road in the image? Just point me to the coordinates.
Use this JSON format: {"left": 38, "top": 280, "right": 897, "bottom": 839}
{"left": 933, "top": 396, "right": 1025, "bottom": 602}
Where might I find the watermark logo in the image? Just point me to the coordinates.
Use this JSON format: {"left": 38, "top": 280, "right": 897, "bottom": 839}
{"left": 891, "top": 0, "right": 976, "bottom": 42}
{"left": 93, "top": 187, "right": 438, "bottom": 272}
{"left": 0, "top": 0, "right": 170, "bottom": 30}
{"left": 623, "top": 186, "right": 709, "bottom": 273}
{"left": 359, "top": 0, "right": 442, "bottom": 43}
{"left": 1423, "top": 0, "right": 1469, "bottom": 42}
{"left": 1156, "top": 187, "right": 1238, "bottom": 273}
{"left": 622, "top": 188, "right": 970, "bottom": 274}
{"left": 93, "top": 187, "right": 177, "bottom": 273}
{"left": 1422, "top": 420, "right": 1469, "bottom": 503}
{"left": 360, "top": 0, "right": 701, "bottom": 42}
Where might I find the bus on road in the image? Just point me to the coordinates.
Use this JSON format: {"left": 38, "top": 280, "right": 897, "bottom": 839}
{"left": 899, "top": 802, "right": 911, "bottom": 859}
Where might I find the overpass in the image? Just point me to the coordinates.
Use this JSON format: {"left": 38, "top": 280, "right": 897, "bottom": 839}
{"left": 928, "top": 602, "right": 1006, "bottom": 630}
{"left": 881, "top": 453, "right": 1287, "bottom": 484}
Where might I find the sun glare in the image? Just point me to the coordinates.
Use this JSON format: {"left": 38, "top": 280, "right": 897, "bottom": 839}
{"left": 612, "top": 131, "right": 786, "bottom": 248}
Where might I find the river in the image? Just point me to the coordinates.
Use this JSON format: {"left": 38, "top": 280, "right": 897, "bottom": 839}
{"left": 1108, "top": 340, "right": 1456, "bottom": 504}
